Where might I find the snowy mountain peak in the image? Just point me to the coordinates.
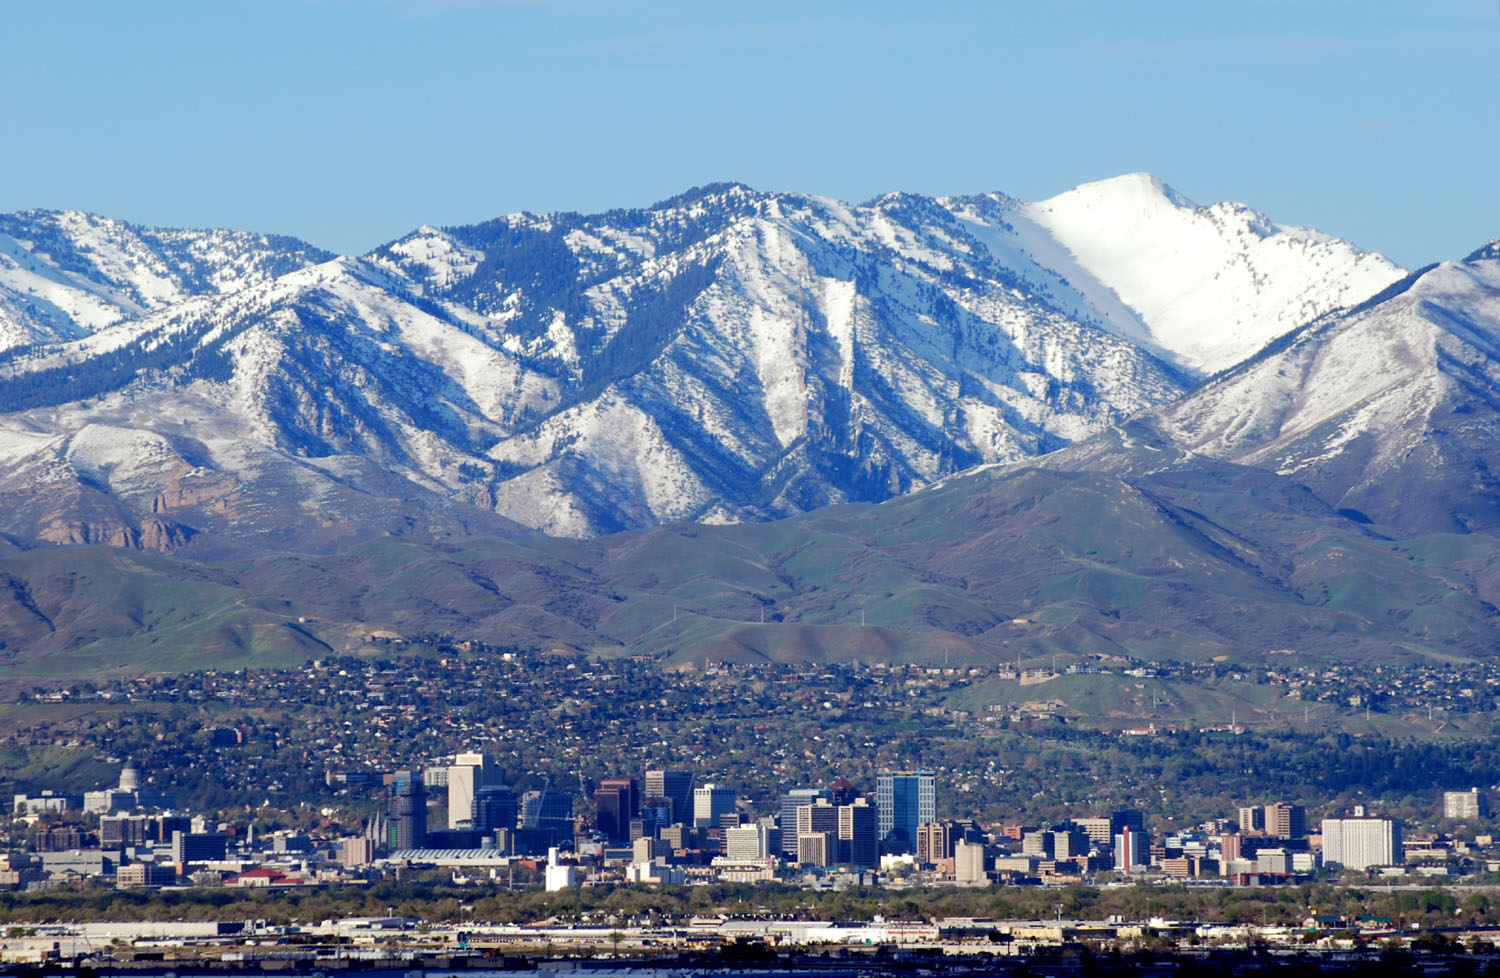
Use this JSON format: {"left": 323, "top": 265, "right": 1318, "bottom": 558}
{"left": 1042, "top": 172, "right": 1196, "bottom": 212}
{"left": 1465, "top": 239, "right": 1500, "bottom": 263}
{"left": 1017, "top": 176, "right": 1404, "bottom": 374}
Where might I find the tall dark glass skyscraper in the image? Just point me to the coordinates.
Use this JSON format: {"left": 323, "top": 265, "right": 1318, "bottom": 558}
{"left": 520, "top": 790, "right": 574, "bottom": 831}
{"left": 388, "top": 770, "right": 427, "bottom": 851}
{"left": 876, "top": 771, "right": 935, "bottom": 851}
{"left": 473, "top": 784, "right": 518, "bottom": 833}
{"left": 644, "top": 770, "right": 693, "bottom": 825}
{"left": 593, "top": 777, "right": 639, "bottom": 844}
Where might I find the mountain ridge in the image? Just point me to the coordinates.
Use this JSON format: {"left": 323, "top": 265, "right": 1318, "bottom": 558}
{"left": 1159, "top": 248, "right": 1500, "bottom": 535}
{"left": 0, "top": 208, "right": 1497, "bottom": 674}
{"left": 0, "top": 177, "right": 1404, "bottom": 543}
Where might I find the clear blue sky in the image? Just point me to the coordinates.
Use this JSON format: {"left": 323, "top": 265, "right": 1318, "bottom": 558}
{"left": 3, "top": 0, "right": 1495, "bottom": 267}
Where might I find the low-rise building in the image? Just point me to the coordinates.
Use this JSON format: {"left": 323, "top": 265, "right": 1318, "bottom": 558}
{"left": 41, "top": 850, "right": 119, "bottom": 878}
{"left": 116, "top": 863, "right": 176, "bottom": 887}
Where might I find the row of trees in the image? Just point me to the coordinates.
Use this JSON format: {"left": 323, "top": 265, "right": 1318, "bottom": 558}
{"left": 2, "top": 880, "right": 1497, "bottom": 931}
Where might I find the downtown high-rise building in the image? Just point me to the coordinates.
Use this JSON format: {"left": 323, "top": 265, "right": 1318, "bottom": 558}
{"left": 693, "top": 783, "right": 737, "bottom": 829}
{"left": 1074, "top": 817, "right": 1113, "bottom": 845}
{"left": 634, "top": 795, "right": 674, "bottom": 842}
{"left": 473, "top": 784, "right": 518, "bottom": 833}
{"left": 797, "top": 830, "right": 834, "bottom": 867}
{"left": 447, "top": 752, "right": 495, "bottom": 829}
{"left": 520, "top": 789, "right": 574, "bottom": 834}
{"left": 796, "top": 798, "right": 839, "bottom": 867}
{"left": 1444, "top": 788, "right": 1490, "bottom": 820}
{"left": 1021, "top": 830, "right": 1054, "bottom": 859}
{"left": 1114, "top": 825, "right": 1147, "bottom": 873}
{"left": 644, "top": 770, "right": 694, "bottom": 824}
{"left": 915, "top": 820, "right": 956, "bottom": 864}
{"left": 876, "top": 771, "right": 936, "bottom": 851}
{"left": 389, "top": 770, "right": 427, "bottom": 851}
{"left": 594, "top": 777, "right": 639, "bottom": 845}
{"left": 796, "top": 798, "right": 839, "bottom": 838}
{"left": 1265, "top": 802, "right": 1307, "bottom": 839}
{"left": 1322, "top": 816, "right": 1402, "bottom": 870}
{"left": 723, "top": 823, "right": 771, "bottom": 862}
{"left": 838, "top": 798, "right": 879, "bottom": 869}
{"left": 778, "top": 788, "right": 831, "bottom": 857}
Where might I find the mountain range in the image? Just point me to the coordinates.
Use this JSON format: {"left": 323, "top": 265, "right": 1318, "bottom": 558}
{"left": 0, "top": 175, "right": 1400, "bottom": 543}
{"left": 0, "top": 176, "right": 1496, "bottom": 676}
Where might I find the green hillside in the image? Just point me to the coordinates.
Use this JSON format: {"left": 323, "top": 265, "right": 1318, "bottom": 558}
{"left": 2, "top": 449, "right": 1498, "bottom": 688}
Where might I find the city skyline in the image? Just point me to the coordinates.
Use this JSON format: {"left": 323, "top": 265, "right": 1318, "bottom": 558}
{"left": 15, "top": 750, "right": 1437, "bottom": 886}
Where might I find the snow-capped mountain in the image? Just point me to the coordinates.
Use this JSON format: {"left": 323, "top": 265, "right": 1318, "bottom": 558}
{"left": 0, "top": 210, "right": 332, "bottom": 349}
{"left": 0, "top": 179, "right": 1404, "bottom": 545}
{"left": 1160, "top": 241, "right": 1500, "bottom": 534}
{"left": 1012, "top": 174, "right": 1403, "bottom": 374}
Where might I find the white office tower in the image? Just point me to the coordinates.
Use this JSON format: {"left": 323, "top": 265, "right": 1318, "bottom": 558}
{"left": 544, "top": 846, "right": 576, "bottom": 891}
{"left": 447, "top": 752, "right": 492, "bottom": 829}
{"left": 1444, "top": 789, "right": 1489, "bottom": 820}
{"left": 1321, "top": 816, "right": 1402, "bottom": 871}
{"left": 724, "top": 823, "right": 770, "bottom": 862}
{"left": 693, "top": 783, "right": 736, "bottom": 828}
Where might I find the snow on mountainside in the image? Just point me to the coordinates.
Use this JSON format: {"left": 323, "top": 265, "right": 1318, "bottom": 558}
{"left": 1160, "top": 246, "right": 1500, "bottom": 533}
{"left": 360, "top": 185, "right": 1194, "bottom": 534}
{"left": 0, "top": 181, "right": 1405, "bottom": 544}
{"left": 0, "top": 210, "right": 333, "bottom": 350}
{"left": 1012, "top": 174, "right": 1405, "bottom": 374}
